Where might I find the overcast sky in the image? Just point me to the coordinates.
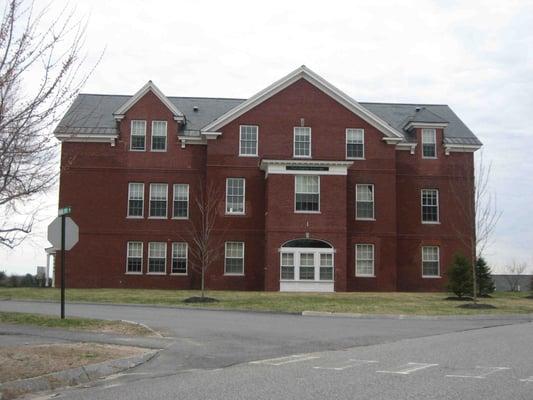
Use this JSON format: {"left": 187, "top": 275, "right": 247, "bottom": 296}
{"left": 1, "top": 0, "right": 532, "bottom": 274}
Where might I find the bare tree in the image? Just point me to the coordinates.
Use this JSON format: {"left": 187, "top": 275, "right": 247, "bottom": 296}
{"left": 503, "top": 261, "right": 527, "bottom": 292}
{"left": 449, "top": 151, "right": 502, "bottom": 301}
{"left": 185, "top": 180, "right": 225, "bottom": 299}
{"left": 0, "top": 0, "right": 95, "bottom": 248}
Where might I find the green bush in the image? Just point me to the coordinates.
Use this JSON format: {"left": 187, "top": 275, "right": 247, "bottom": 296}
{"left": 447, "top": 254, "right": 473, "bottom": 298}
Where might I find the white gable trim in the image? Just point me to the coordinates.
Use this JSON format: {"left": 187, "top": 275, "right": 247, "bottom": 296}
{"left": 200, "top": 66, "right": 404, "bottom": 140}
{"left": 113, "top": 81, "right": 185, "bottom": 122}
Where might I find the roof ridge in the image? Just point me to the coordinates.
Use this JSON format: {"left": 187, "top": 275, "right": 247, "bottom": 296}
{"left": 78, "top": 93, "right": 246, "bottom": 101}
{"left": 360, "top": 101, "right": 449, "bottom": 106}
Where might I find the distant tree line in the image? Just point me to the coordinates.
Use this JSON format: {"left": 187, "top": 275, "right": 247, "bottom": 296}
{"left": 0, "top": 271, "right": 50, "bottom": 287}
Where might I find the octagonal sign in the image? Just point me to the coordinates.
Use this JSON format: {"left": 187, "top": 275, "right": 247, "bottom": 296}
{"left": 47, "top": 217, "right": 79, "bottom": 251}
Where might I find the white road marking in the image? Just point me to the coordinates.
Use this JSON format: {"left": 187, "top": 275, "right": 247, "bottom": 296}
{"left": 250, "top": 354, "right": 320, "bottom": 366}
{"left": 313, "top": 359, "right": 378, "bottom": 371}
{"left": 377, "top": 362, "right": 439, "bottom": 375}
{"left": 520, "top": 376, "right": 533, "bottom": 382}
{"left": 446, "top": 366, "right": 510, "bottom": 379}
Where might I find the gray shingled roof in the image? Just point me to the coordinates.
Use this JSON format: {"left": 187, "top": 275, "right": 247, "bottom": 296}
{"left": 55, "top": 93, "right": 481, "bottom": 145}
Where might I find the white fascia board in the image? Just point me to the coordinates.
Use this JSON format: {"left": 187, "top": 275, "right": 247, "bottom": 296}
{"left": 396, "top": 142, "right": 417, "bottom": 154}
{"left": 444, "top": 143, "right": 482, "bottom": 155}
{"left": 178, "top": 135, "right": 207, "bottom": 147}
{"left": 201, "top": 66, "right": 404, "bottom": 140}
{"left": 201, "top": 131, "right": 222, "bottom": 140}
{"left": 55, "top": 134, "right": 117, "bottom": 144}
{"left": 404, "top": 121, "right": 449, "bottom": 130}
{"left": 113, "top": 81, "right": 184, "bottom": 120}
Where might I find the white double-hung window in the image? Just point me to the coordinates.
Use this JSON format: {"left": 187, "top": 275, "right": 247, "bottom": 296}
{"left": 172, "top": 242, "right": 188, "bottom": 274}
{"left": 293, "top": 127, "right": 311, "bottom": 157}
{"left": 346, "top": 129, "right": 364, "bottom": 159}
{"left": 226, "top": 178, "right": 245, "bottom": 214}
{"left": 130, "top": 120, "right": 146, "bottom": 151}
{"left": 127, "top": 183, "right": 144, "bottom": 217}
{"left": 355, "top": 244, "right": 375, "bottom": 277}
{"left": 421, "top": 189, "right": 439, "bottom": 223}
{"left": 239, "top": 125, "right": 258, "bottom": 156}
{"left": 295, "top": 175, "right": 320, "bottom": 212}
{"left": 225, "top": 242, "right": 244, "bottom": 275}
{"left": 356, "top": 184, "right": 374, "bottom": 220}
{"left": 173, "top": 184, "right": 189, "bottom": 219}
{"left": 151, "top": 121, "right": 167, "bottom": 151}
{"left": 422, "top": 128, "right": 437, "bottom": 158}
{"left": 126, "top": 242, "right": 143, "bottom": 274}
{"left": 148, "top": 242, "right": 167, "bottom": 274}
{"left": 422, "top": 246, "right": 440, "bottom": 277}
{"left": 149, "top": 183, "right": 168, "bottom": 218}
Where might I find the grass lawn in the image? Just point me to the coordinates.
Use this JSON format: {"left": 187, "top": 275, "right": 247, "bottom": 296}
{"left": 0, "top": 311, "right": 155, "bottom": 336}
{"left": 0, "top": 288, "right": 532, "bottom": 315}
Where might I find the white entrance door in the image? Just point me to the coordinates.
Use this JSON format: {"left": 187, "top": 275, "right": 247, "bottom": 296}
{"left": 279, "top": 248, "right": 334, "bottom": 292}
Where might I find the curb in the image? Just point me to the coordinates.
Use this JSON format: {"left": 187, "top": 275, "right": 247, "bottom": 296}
{"left": 301, "top": 310, "right": 533, "bottom": 321}
{"left": 0, "top": 349, "right": 159, "bottom": 400}
{"left": 120, "top": 319, "right": 163, "bottom": 337}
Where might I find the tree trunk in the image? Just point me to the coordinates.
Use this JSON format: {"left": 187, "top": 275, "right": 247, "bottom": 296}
{"left": 201, "top": 266, "right": 205, "bottom": 298}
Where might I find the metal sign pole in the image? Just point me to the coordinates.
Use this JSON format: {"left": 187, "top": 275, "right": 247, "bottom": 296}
{"left": 60, "top": 213, "right": 66, "bottom": 319}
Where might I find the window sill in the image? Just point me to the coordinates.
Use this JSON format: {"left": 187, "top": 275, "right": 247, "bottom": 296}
{"left": 280, "top": 279, "right": 334, "bottom": 282}
{"left": 422, "top": 221, "right": 441, "bottom": 225}
{"left": 125, "top": 272, "right": 143, "bottom": 275}
{"left": 356, "top": 218, "right": 375, "bottom": 221}
{"left": 148, "top": 216, "right": 168, "bottom": 220}
{"left": 150, "top": 149, "right": 167, "bottom": 152}
{"left": 293, "top": 156, "right": 312, "bottom": 159}
{"left": 294, "top": 211, "right": 321, "bottom": 214}
{"left": 238, "top": 154, "right": 258, "bottom": 157}
{"left": 126, "top": 216, "right": 144, "bottom": 219}
{"left": 422, "top": 275, "right": 441, "bottom": 279}
{"left": 129, "top": 149, "right": 146, "bottom": 152}
{"left": 224, "top": 273, "right": 245, "bottom": 276}
{"left": 346, "top": 157, "right": 365, "bottom": 161}
{"left": 172, "top": 217, "right": 189, "bottom": 220}
{"left": 225, "top": 213, "right": 246, "bottom": 216}
{"left": 355, "top": 275, "right": 376, "bottom": 278}
{"left": 170, "top": 272, "right": 188, "bottom": 276}
{"left": 422, "top": 156, "right": 438, "bottom": 160}
{"left": 146, "top": 272, "right": 167, "bottom": 276}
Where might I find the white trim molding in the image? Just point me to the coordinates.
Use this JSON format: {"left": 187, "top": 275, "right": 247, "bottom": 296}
{"left": 444, "top": 143, "right": 482, "bottom": 155}
{"left": 177, "top": 135, "right": 206, "bottom": 148}
{"left": 404, "top": 121, "right": 449, "bottom": 131}
{"left": 55, "top": 134, "right": 117, "bottom": 146}
{"left": 113, "top": 80, "right": 185, "bottom": 122}
{"left": 396, "top": 142, "right": 417, "bottom": 154}
{"left": 260, "top": 159, "right": 353, "bottom": 177}
{"left": 200, "top": 66, "right": 404, "bottom": 140}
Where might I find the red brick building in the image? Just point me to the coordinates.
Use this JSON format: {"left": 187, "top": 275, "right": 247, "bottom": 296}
{"left": 54, "top": 66, "right": 481, "bottom": 292}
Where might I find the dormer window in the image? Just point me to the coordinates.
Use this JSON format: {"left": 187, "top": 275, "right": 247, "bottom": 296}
{"left": 294, "top": 127, "right": 311, "bottom": 158}
{"left": 130, "top": 120, "right": 146, "bottom": 151}
{"left": 421, "top": 128, "right": 437, "bottom": 158}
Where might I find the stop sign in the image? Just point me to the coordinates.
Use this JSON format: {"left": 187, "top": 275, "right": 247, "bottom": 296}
{"left": 47, "top": 217, "right": 79, "bottom": 251}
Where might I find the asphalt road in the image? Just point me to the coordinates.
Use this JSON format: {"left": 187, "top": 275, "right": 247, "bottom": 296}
{"left": 0, "top": 301, "right": 532, "bottom": 399}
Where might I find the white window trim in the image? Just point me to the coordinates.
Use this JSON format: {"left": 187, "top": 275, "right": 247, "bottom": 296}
{"left": 294, "top": 175, "right": 321, "bottom": 214}
{"left": 130, "top": 120, "right": 146, "bottom": 152}
{"left": 224, "top": 241, "right": 245, "bottom": 276}
{"left": 147, "top": 242, "right": 167, "bottom": 275}
{"left": 422, "top": 246, "right": 441, "bottom": 278}
{"left": 151, "top": 120, "right": 168, "bottom": 152}
{"left": 149, "top": 183, "right": 168, "bottom": 219}
{"left": 346, "top": 128, "right": 365, "bottom": 160}
{"left": 421, "top": 128, "right": 437, "bottom": 159}
{"left": 225, "top": 178, "right": 246, "bottom": 215}
{"left": 279, "top": 248, "right": 335, "bottom": 282}
{"left": 127, "top": 182, "right": 144, "bottom": 219}
{"left": 172, "top": 184, "right": 189, "bottom": 220}
{"left": 171, "top": 242, "right": 188, "bottom": 275}
{"left": 355, "top": 243, "right": 375, "bottom": 277}
{"left": 355, "top": 183, "right": 375, "bottom": 221}
{"left": 125, "top": 241, "right": 143, "bottom": 275}
{"left": 293, "top": 127, "right": 312, "bottom": 158}
{"left": 421, "top": 188, "right": 440, "bottom": 224}
{"left": 239, "top": 125, "right": 259, "bottom": 157}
